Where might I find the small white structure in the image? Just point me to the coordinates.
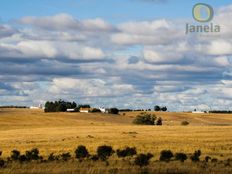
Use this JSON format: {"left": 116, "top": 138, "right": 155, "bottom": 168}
{"left": 67, "top": 109, "right": 75, "bottom": 112}
{"left": 99, "top": 107, "right": 109, "bottom": 113}
{"left": 30, "top": 106, "right": 40, "bottom": 109}
{"left": 192, "top": 111, "right": 204, "bottom": 114}
{"left": 99, "top": 107, "right": 106, "bottom": 113}
{"left": 80, "top": 108, "right": 90, "bottom": 113}
{"left": 30, "top": 104, "right": 44, "bottom": 109}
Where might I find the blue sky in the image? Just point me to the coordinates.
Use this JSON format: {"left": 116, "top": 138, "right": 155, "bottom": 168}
{"left": 1, "top": 0, "right": 231, "bottom": 23}
{"left": 1, "top": 0, "right": 232, "bottom": 111}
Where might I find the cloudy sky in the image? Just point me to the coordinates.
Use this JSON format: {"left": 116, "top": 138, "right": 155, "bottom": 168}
{"left": 1, "top": 0, "right": 232, "bottom": 111}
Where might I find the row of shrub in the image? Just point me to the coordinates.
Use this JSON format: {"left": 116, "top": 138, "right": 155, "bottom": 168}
{"left": 0, "top": 146, "right": 228, "bottom": 168}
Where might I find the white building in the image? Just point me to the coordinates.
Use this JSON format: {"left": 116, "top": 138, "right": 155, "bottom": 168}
{"left": 99, "top": 107, "right": 109, "bottom": 113}
{"left": 192, "top": 111, "right": 205, "bottom": 114}
{"left": 80, "top": 108, "right": 90, "bottom": 113}
{"left": 67, "top": 109, "right": 75, "bottom": 112}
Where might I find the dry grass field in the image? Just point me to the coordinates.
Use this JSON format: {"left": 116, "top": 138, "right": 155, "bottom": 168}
{"left": 0, "top": 108, "right": 232, "bottom": 173}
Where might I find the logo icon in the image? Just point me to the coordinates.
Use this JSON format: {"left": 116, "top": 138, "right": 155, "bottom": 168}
{"left": 192, "top": 3, "right": 214, "bottom": 22}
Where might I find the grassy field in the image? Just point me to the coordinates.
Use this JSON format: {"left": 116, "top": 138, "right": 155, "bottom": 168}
{"left": 0, "top": 108, "right": 232, "bottom": 173}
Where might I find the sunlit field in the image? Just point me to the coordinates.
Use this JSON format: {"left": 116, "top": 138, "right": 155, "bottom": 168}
{"left": 0, "top": 108, "right": 232, "bottom": 173}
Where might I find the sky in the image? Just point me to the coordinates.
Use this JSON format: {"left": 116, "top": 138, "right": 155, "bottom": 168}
{"left": 1, "top": 0, "right": 232, "bottom": 111}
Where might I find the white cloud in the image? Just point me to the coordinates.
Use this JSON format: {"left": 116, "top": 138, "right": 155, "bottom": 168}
{"left": 49, "top": 77, "right": 135, "bottom": 97}
{"left": 20, "top": 14, "right": 114, "bottom": 32}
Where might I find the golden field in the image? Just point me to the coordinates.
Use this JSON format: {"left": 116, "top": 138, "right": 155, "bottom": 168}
{"left": 0, "top": 108, "right": 232, "bottom": 173}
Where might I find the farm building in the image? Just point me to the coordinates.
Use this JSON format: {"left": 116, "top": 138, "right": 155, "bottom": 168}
{"left": 67, "top": 109, "right": 75, "bottom": 112}
{"left": 192, "top": 111, "right": 205, "bottom": 114}
{"left": 99, "top": 107, "right": 109, "bottom": 113}
{"left": 80, "top": 107, "right": 91, "bottom": 113}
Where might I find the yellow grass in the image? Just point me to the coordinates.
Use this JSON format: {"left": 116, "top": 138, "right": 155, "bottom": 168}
{"left": 0, "top": 108, "right": 232, "bottom": 173}
{"left": 0, "top": 108, "right": 232, "bottom": 158}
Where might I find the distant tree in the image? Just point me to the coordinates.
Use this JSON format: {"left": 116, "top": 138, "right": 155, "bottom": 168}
{"left": 90, "top": 108, "right": 101, "bottom": 113}
{"left": 154, "top": 105, "right": 167, "bottom": 112}
{"left": 108, "top": 108, "right": 119, "bottom": 114}
{"left": 154, "top": 105, "right": 161, "bottom": 111}
{"left": 78, "top": 104, "right": 91, "bottom": 109}
{"left": 133, "top": 112, "right": 157, "bottom": 125}
{"left": 161, "top": 107, "right": 167, "bottom": 112}
{"left": 45, "top": 100, "right": 78, "bottom": 112}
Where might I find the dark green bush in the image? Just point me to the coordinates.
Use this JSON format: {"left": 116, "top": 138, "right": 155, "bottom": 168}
{"left": 134, "top": 153, "right": 153, "bottom": 167}
{"left": 190, "top": 150, "right": 201, "bottom": 162}
{"left": 159, "top": 150, "right": 174, "bottom": 162}
{"left": 90, "top": 155, "right": 99, "bottom": 161}
{"left": 90, "top": 108, "right": 101, "bottom": 113}
{"left": 11, "top": 150, "right": 20, "bottom": 161}
{"left": 25, "top": 148, "right": 40, "bottom": 161}
{"left": 108, "top": 108, "right": 119, "bottom": 114}
{"left": 116, "top": 147, "right": 137, "bottom": 158}
{"left": 175, "top": 153, "right": 187, "bottom": 162}
{"left": 48, "top": 153, "right": 59, "bottom": 161}
{"left": 133, "top": 112, "right": 157, "bottom": 125}
{"left": 61, "top": 152, "right": 71, "bottom": 161}
{"left": 19, "top": 155, "right": 27, "bottom": 162}
{"left": 75, "top": 145, "right": 89, "bottom": 159}
{"left": 97, "top": 145, "right": 114, "bottom": 161}
{"left": 156, "top": 117, "right": 163, "bottom": 125}
{"left": 45, "top": 100, "right": 77, "bottom": 112}
{"left": 0, "top": 159, "right": 5, "bottom": 168}
{"left": 211, "top": 158, "right": 218, "bottom": 163}
{"left": 205, "top": 156, "right": 211, "bottom": 162}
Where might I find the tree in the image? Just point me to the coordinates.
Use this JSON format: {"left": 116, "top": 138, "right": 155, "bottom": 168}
{"left": 133, "top": 112, "right": 157, "bottom": 125}
{"left": 154, "top": 105, "right": 161, "bottom": 111}
{"left": 44, "top": 100, "right": 78, "bottom": 112}
{"left": 161, "top": 107, "right": 167, "bottom": 112}
{"left": 108, "top": 108, "right": 119, "bottom": 114}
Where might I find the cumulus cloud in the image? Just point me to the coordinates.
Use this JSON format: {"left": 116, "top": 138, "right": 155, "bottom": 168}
{"left": 19, "top": 13, "right": 114, "bottom": 32}
{"left": 0, "top": 40, "right": 105, "bottom": 60}
{"left": 1, "top": 4, "right": 232, "bottom": 110}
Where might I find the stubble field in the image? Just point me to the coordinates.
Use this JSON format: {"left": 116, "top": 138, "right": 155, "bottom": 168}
{"left": 0, "top": 108, "right": 232, "bottom": 173}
